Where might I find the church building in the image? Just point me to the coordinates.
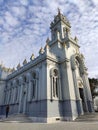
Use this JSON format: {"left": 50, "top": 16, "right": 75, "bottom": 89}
{"left": 0, "top": 10, "right": 94, "bottom": 123}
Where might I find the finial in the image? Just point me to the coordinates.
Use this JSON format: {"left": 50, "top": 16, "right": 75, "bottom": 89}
{"left": 17, "top": 63, "right": 21, "bottom": 69}
{"left": 46, "top": 37, "right": 50, "bottom": 44}
{"left": 0, "top": 60, "right": 3, "bottom": 67}
{"left": 30, "top": 53, "right": 35, "bottom": 60}
{"left": 58, "top": 8, "right": 61, "bottom": 15}
{"left": 39, "top": 47, "right": 44, "bottom": 54}
{"left": 81, "top": 53, "right": 84, "bottom": 59}
{"left": 74, "top": 36, "right": 78, "bottom": 42}
{"left": 23, "top": 59, "right": 27, "bottom": 65}
{"left": 44, "top": 43, "right": 49, "bottom": 50}
{"left": 12, "top": 67, "right": 15, "bottom": 72}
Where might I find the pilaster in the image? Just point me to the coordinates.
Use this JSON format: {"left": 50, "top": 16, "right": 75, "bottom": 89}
{"left": 18, "top": 77, "right": 23, "bottom": 113}
{"left": 72, "top": 70, "right": 84, "bottom": 115}
{"left": 82, "top": 72, "right": 94, "bottom": 112}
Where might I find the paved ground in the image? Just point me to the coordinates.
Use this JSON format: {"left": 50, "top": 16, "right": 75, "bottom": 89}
{"left": 0, "top": 113, "right": 98, "bottom": 130}
{"left": 0, "top": 122, "right": 98, "bottom": 130}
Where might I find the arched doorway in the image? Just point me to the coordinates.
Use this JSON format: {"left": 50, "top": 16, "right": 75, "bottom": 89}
{"left": 71, "top": 54, "right": 89, "bottom": 114}
{"left": 79, "top": 88, "right": 85, "bottom": 111}
{"left": 75, "top": 57, "right": 87, "bottom": 112}
{"left": 78, "top": 80, "right": 87, "bottom": 112}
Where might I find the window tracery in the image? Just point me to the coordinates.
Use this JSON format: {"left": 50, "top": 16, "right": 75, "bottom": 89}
{"left": 32, "top": 72, "right": 37, "bottom": 99}
{"left": 50, "top": 68, "right": 61, "bottom": 100}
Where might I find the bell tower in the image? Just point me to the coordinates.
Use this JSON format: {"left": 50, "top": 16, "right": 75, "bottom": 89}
{"left": 50, "top": 8, "right": 71, "bottom": 41}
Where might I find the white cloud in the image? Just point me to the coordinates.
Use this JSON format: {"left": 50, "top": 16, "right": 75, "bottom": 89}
{"left": 10, "top": 6, "right": 26, "bottom": 18}
{"left": 0, "top": 0, "right": 98, "bottom": 77}
{"left": 92, "top": 0, "right": 98, "bottom": 5}
{"left": 0, "top": 17, "right": 4, "bottom": 25}
{"left": 4, "top": 11, "right": 19, "bottom": 27}
{"left": 20, "top": 0, "right": 29, "bottom": 6}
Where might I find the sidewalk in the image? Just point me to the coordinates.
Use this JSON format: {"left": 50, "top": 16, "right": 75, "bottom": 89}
{"left": 0, "top": 122, "right": 98, "bottom": 130}
{"left": 0, "top": 113, "right": 98, "bottom": 130}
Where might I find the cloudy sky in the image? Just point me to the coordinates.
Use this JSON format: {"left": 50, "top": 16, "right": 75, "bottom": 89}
{"left": 0, "top": 0, "right": 98, "bottom": 78}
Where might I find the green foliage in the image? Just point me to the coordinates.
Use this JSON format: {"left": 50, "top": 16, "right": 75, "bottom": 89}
{"left": 89, "top": 78, "right": 98, "bottom": 96}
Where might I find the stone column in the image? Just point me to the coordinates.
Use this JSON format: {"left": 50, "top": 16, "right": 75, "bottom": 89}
{"left": 18, "top": 78, "right": 23, "bottom": 113}
{"left": 23, "top": 81, "right": 28, "bottom": 114}
{"left": 16, "top": 87, "right": 18, "bottom": 103}
{"left": 72, "top": 70, "right": 84, "bottom": 115}
{"left": 4, "top": 90, "right": 7, "bottom": 105}
{"left": 35, "top": 77, "right": 39, "bottom": 101}
{"left": 6, "top": 89, "right": 9, "bottom": 104}
{"left": 10, "top": 82, "right": 13, "bottom": 104}
{"left": 17, "top": 84, "right": 21, "bottom": 103}
{"left": 12, "top": 87, "right": 15, "bottom": 104}
{"left": 14, "top": 86, "right": 17, "bottom": 103}
{"left": 7, "top": 83, "right": 10, "bottom": 104}
{"left": 79, "top": 73, "right": 89, "bottom": 113}
{"left": 12, "top": 81, "right": 16, "bottom": 104}
{"left": 82, "top": 72, "right": 94, "bottom": 112}
{"left": 27, "top": 77, "right": 32, "bottom": 102}
{"left": 10, "top": 88, "right": 13, "bottom": 104}
{"left": 83, "top": 86, "right": 89, "bottom": 112}
{"left": 50, "top": 75, "right": 53, "bottom": 101}
{"left": 62, "top": 60, "right": 78, "bottom": 119}
{"left": 58, "top": 76, "right": 62, "bottom": 100}
{"left": 72, "top": 70, "right": 80, "bottom": 99}
{"left": 65, "top": 61, "right": 76, "bottom": 99}
{"left": 8, "top": 89, "right": 11, "bottom": 104}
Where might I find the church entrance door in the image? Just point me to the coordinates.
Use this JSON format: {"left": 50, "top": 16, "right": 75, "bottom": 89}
{"left": 79, "top": 88, "right": 86, "bottom": 112}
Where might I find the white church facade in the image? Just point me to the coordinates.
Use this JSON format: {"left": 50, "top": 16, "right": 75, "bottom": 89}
{"left": 0, "top": 10, "right": 94, "bottom": 123}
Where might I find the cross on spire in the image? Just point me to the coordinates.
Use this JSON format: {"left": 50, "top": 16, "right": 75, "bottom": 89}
{"left": 58, "top": 8, "right": 61, "bottom": 15}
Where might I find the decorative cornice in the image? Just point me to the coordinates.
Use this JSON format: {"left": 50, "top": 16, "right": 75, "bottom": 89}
{"left": 49, "top": 38, "right": 62, "bottom": 47}
{"left": 71, "top": 53, "right": 86, "bottom": 74}
{"left": 48, "top": 34, "right": 80, "bottom": 49}
{"left": 7, "top": 53, "right": 69, "bottom": 80}
{"left": 66, "top": 37, "right": 80, "bottom": 48}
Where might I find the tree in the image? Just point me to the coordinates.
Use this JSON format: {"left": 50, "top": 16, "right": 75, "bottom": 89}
{"left": 89, "top": 78, "right": 98, "bottom": 97}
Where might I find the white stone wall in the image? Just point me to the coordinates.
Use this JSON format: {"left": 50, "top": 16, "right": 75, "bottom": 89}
{"left": 0, "top": 11, "right": 94, "bottom": 120}
{"left": 0, "top": 81, "right": 5, "bottom": 105}
{"left": 0, "top": 68, "right": 12, "bottom": 105}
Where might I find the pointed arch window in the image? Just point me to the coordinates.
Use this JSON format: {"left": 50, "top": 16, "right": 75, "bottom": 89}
{"left": 63, "top": 27, "right": 66, "bottom": 38}
{"left": 75, "top": 59, "right": 81, "bottom": 77}
{"left": 53, "top": 69, "right": 59, "bottom": 97}
{"left": 31, "top": 72, "right": 37, "bottom": 100}
{"left": 50, "top": 68, "right": 62, "bottom": 100}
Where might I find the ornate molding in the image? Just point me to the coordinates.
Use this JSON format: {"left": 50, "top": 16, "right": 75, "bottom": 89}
{"left": 71, "top": 53, "right": 86, "bottom": 73}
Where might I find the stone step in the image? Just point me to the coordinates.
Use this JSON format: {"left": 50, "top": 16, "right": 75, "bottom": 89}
{"left": 75, "top": 112, "right": 98, "bottom": 122}
{"left": 0, "top": 114, "right": 33, "bottom": 123}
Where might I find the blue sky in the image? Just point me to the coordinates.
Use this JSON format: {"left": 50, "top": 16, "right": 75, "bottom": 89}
{"left": 0, "top": 0, "right": 98, "bottom": 78}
